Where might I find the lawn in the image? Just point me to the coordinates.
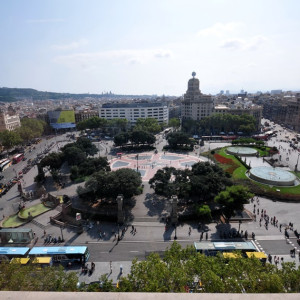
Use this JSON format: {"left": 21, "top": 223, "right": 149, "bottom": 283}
{"left": 18, "top": 203, "right": 51, "bottom": 220}
{"left": 2, "top": 214, "right": 27, "bottom": 228}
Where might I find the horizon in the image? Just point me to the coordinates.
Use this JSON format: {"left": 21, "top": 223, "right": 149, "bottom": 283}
{"left": 1, "top": 0, "right": 300, "bottom": 95}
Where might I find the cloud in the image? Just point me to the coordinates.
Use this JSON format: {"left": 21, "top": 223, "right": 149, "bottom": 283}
{"left": 220, "top": 35, "right": 267, "bottom": 51}
{"left": 53, "top": 48, "right": 172, "bottom": 68}
{"left": 26, "top": 18, "right": 65, "bottom": 24}
{"left": 197, "top": 22, "right": 242, "bottom": 37}
{"left": 52, "top": 39, "right": 89, "bottom": 51}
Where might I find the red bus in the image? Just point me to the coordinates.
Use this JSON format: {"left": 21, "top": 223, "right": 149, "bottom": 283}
{"left": 12, "top": 153, "right": 24, "bottom": 164}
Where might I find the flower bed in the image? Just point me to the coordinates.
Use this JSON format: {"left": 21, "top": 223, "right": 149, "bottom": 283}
{"left": 214, "top": 153, "right": 239, "bottom": 174}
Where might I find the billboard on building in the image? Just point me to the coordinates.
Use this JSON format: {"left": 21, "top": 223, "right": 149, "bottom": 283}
{"left": 48, "top": 110, "right": 76, "bottom": 129}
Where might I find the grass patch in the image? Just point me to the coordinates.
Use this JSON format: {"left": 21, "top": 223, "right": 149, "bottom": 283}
{"left": 2, "top": 214, "right": 27, "bottom": 228}
{"left": 18, "top": 203, "right": 51, "bottom": 220}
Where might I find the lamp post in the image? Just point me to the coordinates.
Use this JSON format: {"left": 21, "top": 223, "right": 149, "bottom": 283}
{"left": 295, "top": 153, "right": 300, "bottom": 172}
{"left": 60, "top": 225, "right": 64, "bottom": 241}
{"left": 174, "top": 224, "right": 177, "bottom": 240}
{"left": 238, "top": 220, "right": 242, "bottom": 233}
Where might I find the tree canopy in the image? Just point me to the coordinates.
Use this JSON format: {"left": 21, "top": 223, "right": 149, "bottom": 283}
{"left": 133, "top": 118, "right": 162, "bottom": 134}
{"left": 77, "top": 168, "right": 142, "bottom": 200}
{"left": 118, "top": 242, "right": 300, "bottom": 293}
{"left": 166, "top": 131, "right": 195, "bottom": 149}
{"left": 149, "top": 162, "right": 232, "bottom": 202}
{"left": 214, "top": 185, "right": 254, "bottom": 219}
{"left": 0, "top": 130, "right": 22, "bottom": 149}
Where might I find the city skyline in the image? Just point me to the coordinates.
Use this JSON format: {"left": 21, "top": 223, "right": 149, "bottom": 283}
{"left": 1, "top": 0, "right": 300, "bottom": 96}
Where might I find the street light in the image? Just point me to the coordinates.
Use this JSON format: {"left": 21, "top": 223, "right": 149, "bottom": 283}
{"left": 295, "top": 153, "right": 300, "bottom": 172}
{"left": 174, "top": 224, "right": 177, "bottom": 240}
{"left": 238, "top": 220, "right": 242, "bottom": 233}
{"left": 60, "top": 225, "right": 64, "bottom": 241}
{"left": 136, "top": 154, "right": 139, "bottom": 172}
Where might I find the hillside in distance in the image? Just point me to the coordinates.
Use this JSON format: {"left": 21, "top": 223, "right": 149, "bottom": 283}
{"left": 0, "top": 87, "right": 153, "bottom": 102}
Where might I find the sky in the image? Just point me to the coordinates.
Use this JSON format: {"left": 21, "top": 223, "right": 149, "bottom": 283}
{"left": 1, "top": 0, "right": 300, "bottom": 96}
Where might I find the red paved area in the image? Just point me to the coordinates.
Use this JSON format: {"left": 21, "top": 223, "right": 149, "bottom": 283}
{"left": 109, "top": 152, "right": 204, "bottom": 182}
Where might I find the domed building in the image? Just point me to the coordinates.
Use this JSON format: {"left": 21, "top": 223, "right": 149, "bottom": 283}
{"left": 181, "top": 72, "right": 214, "bottom": 121}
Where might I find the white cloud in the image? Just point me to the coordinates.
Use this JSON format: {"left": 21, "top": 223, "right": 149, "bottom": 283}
{"left": 52, "top": 39, "right": 89, "bottom": 51}
{"left": 53, "top": 48, "right": 172, "bottom": 68}
{"left": 220, "top": 35, "right": 267, "bottom": 51}
{"left": 197, "top": 22, "right": 243, "bottom": 37}
{"left": 26, "top": 18, "right": 65, "bottom": 23}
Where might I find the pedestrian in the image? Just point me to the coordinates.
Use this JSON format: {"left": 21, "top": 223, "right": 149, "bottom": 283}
{"left": 188, "top": 226, "right": 191, "bottom": 236}
{"left": 280, "top": 224, "right": 282, "bottom": 232}
{"left": 110, "top": 261, "right": 112, "bottom": 274}
{"left": 134, "top": 228, "right": 137, "bottom": 234}
{"left": 205, "top": 232, "right": 208, "bottom": 240}
{"left": 120, "top": 264, "right": 123, "bottom": 274}
{"left": 281, "top": 257, "right": 284, "bottom": 263}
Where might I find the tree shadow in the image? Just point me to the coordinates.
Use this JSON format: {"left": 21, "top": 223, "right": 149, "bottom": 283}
{"left": 143, "top": 192, "right": 170, "bottom": 220}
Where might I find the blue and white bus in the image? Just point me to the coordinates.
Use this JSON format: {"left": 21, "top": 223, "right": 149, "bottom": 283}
{"left": 0, "top": 247, "right": 30, "bottom": 262}
{"left": 28, "top": 246, "right": 90, "bottom": 264}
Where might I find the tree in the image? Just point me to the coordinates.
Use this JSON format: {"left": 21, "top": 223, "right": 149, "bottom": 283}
{"left": 166, "top": 132, "right": 194, "bottom": 149}
{"left": 76, "top": 117, "right": 108, "bottom": 130}
{"left": 133, "top": 118, "right": 161, "bottom": 134}
{"left": 168, "top": 118, "right": 180, "bottom": 131}
{"left": 0, "top": 262, "right": 78, "bottom": 291}
{"left": 214, "top": 185, "right": 254, "bottom": 219}
{"left": 78, "top": 168, "right": 142, "bottom": 201}
{"left": 40, "top": 152, "right": 64, "bottom": 170}
{"left": 63, "top": 146, "right": 86, "bottom": 166}
{"left": 196, "top": 204, "right": 212, "bottom": 222}
{"left": 190, "top": 162, "right": 232, "bottom": 201}
{"left": 114, "top": 132, "right": 129, "bottom": 147}
{"left": 75, "top": 137, "right": 98, "bottom": 156}
{"left": 0, "top": 130, "right": 22, "bottom": 149}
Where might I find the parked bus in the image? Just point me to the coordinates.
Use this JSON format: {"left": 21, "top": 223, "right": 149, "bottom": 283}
{"left": 0, "top": 159, "right": 12, "bottom": 172}
{"left": 194, "top": 241, "right": 258, "bottom": 256}
{"left": 0, "top": 247, "right": 30, "bottom": 262}
{"left": 12, "top": 153, "right": 24, "bottom": 164}
{"left": 28, "top": 246, "right": 90, "bottom": 264}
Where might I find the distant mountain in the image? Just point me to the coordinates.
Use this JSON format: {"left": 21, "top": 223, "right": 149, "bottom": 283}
{"left": 0, "top": 87, "right": 154, "bottom": 102}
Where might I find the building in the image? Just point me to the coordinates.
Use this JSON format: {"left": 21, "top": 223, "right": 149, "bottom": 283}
{"left": 0, "top": 110, "right": 21, "bottom": 132}
{"left": 47, "top": 110, "right": 76, "bottom": 130}
{"left": 75, "top": 110, "right": 99, "bottom": 123}
{"left": 99, "top": 102, "right": 169, "bottom": 125}
{"left": 181, "top": 72, "right": 214, "bottom": 121}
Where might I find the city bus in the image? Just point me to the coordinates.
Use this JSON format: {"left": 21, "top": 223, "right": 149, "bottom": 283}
{"left": 0, "top": 247, "right": 30, "bottom": 262}
{"left": 194, "top": 241, "right": 258, "bottom": 256}
{"left": 12, "top": 153, "right": 24, "bottom": 164}
{"left": 28, "top": 246, "right": 90, "bottom": 264}
{"left": 0, "top": 159, "right": 12, "bottom": 172}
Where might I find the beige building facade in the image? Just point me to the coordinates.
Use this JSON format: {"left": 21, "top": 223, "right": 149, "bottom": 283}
{"left": 0, "top": 111, "right": 21, "bottom": 132}
{"left": 181, "top": 73, "right": 214, "bottom": 121}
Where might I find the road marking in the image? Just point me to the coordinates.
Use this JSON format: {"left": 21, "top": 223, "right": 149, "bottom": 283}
{"left": 130, "top": 251, "right": 139, "bottom": 253}
{"left": 100, "top": 251, "right": 109, "bottom": 254}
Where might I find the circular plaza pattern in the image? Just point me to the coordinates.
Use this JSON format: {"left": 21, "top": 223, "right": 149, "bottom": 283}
{"left": 110, "top": 152, "right": 203, "bottom": 181}
{"left": 227, "top": 146, "right": 257, "bottom": 156}
{"left": 249, "top": 166, "right": 297, "bottom": 186}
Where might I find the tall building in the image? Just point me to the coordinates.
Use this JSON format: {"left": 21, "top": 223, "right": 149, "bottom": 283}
{"left": 181, "top": 72, "right": 214, "bottom": 121}
{"left": 0, "top": 110, "right": 21, "bottom": 132}
{"left": 99, "top": 102, "right": 169, "bottom": 125}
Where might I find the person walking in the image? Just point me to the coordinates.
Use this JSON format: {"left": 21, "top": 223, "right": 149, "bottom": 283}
{"left": 120, "top": 264, "right": 123, "bottom": 275}
{"left": 110, "top": 261, "right": 112, "bottom": 274}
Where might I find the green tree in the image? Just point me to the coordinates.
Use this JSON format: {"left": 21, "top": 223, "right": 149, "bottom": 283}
{"left": 63, "top": 146, "right": 86, "bottom": 166}
{"left": 76, "top": 116, "right": 108, "bottom": 130}
{"left": 114, "top": 132, "right": 129, "bottom": 147}
{"left": 166, "top": 131, "right": 194, "bottom": 149}
{"left": 196, "top": 204, "right": 212, "bottom": 222}
{"left": 214, "top": 185, "right": 254, "bottom": 219}
{"left": 134, "top": 118, "right": 161, "bottom": 134}
{"left": 168, "top": 118, "right": 180, "bottom": 131}
{"left": 0, "top": 130, "right": 22, "bottom": 149}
